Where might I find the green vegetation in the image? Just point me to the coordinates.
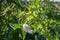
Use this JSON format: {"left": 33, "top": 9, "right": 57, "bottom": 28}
{"left": 0, "top": 0, "right": 60, "bottom": 40}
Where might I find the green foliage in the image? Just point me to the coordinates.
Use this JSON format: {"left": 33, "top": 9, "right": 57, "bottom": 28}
{"left": 0, "top": 0, "right": 60, "bottom": 40}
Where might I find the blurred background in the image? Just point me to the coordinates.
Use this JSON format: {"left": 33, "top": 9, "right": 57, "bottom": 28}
{"left": 0, "top": 0, "right": 60, "bottom": 40}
